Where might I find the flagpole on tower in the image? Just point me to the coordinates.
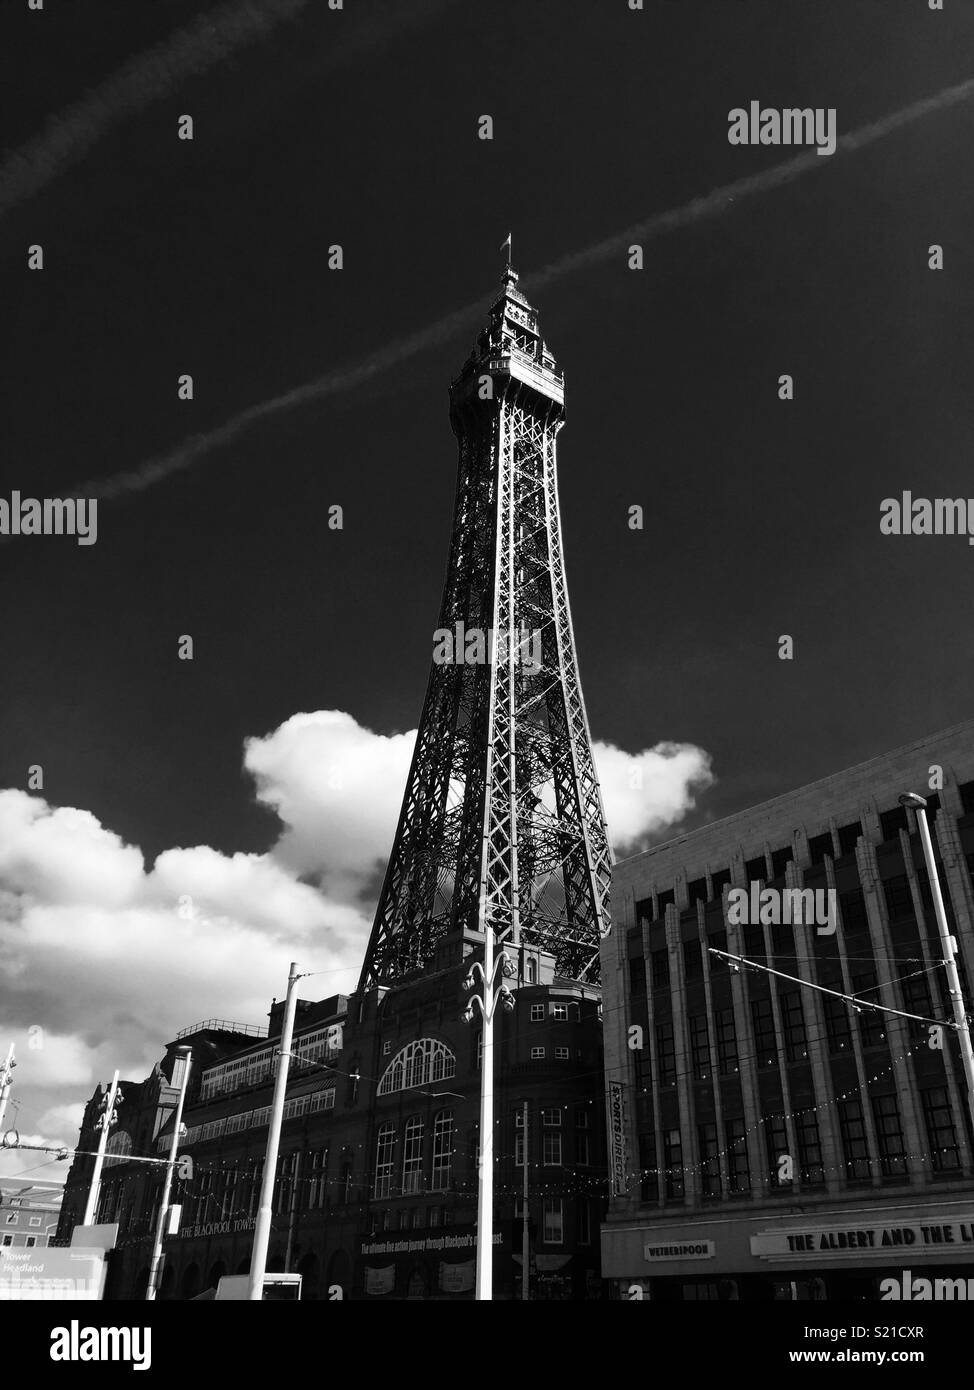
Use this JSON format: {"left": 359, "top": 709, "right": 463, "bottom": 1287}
{"left": 501, "top": 232, "right": 512, "bottom": 267}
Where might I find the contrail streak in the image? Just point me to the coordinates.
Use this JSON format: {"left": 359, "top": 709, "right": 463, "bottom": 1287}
{"left": 0, "top": 0, "right": 459, "bottom": 223}
{"left": 0, "top": 0, "right": 311, "bottom": 220}
{"left": 69, "top": 74, "right": 974, "bottom": 504}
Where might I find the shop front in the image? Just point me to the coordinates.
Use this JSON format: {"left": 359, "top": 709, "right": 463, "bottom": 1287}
{"left": 603, "top": 1198, "right": 974, "bottom": 1301}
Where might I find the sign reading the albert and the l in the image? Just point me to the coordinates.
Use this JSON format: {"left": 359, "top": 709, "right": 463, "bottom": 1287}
{"left": 752, "top": 1217, "right": 974, "bottom": 1260}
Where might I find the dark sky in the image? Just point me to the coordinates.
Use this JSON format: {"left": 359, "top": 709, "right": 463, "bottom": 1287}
{"left": 3, "top": 0, "right": 973, "bottom": 866}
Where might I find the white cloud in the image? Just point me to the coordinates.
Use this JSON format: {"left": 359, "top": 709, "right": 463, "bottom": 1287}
{"left": 244, "top": 710, "right": 415, "bottom": 896}
{"left": 0, "top": 715, "right": 714, "bottom": 1161}
{"left": 593, "top": 739, "right": 715, "bottom": 853}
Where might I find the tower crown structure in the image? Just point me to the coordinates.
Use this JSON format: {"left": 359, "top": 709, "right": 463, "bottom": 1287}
{"left": 360, "top": 266, "right": 611, "bottom": 989}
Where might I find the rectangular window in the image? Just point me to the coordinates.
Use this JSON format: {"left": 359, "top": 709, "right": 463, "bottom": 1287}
{"left": 1, "top": 1236, "right": 11, "bottom": 1247}
{"left": 24, "top": 1236, "right": 36, "bottom": 1248}
{"left": 708, "top": 931, "right": 728, "bottom": 972}
{"left": 656, "top": 1021, "right": 676, "bottom": 1085}
{"left": 28, "top": 1217, "right": 42, "bottom": 1228}
{"left": 795, "top": 1110, "right": 824, "bottom": 1185}
{"left": 554, "top": 1047, "right": 569, "bottom": 1059}
{"left": 770, "top": 847, "right": 793, "bottom": 878}
{"left": 577, "top": 1199, "right": 591, "bottom": 1244}
{"left": 639, "top": 1132, "right": 657, "bottom": 1202}
{"left": 402, "top": 1116, "right": 424, "bottom": 1196}
{"left": 688, "top": 877, "right": 708, "bottom": 906}
{"left": 575, "top": 1129, "right": 591, "bottom": 1166}
{"left": 880, "top": 806, "right": 908, "bottom": 841}
{"left": 780, "top": 991, "right": 808, "bottom": 1062}
{"left": 412, "top": 1206, "right": 424, "bottom": 1229}
{"left": 711, "top": 869, "right": 732, "bottom": 898}
{"left": 530, "top": 1046, "right": 546, "bottom": 1060}
{"left": 839, "top": 889, "right": 868, "bottom": 930}
{"left": 837, "top": 822, "right": 861, "bottom": 857}
{"left": 431, "top": 1111, "right": 453, "bottom": 1192}
{"left": 543, "top": 1132, "right": 562, "bottom": 1166}
{"left": 663, "top": 1128, "right": 684, "bottom": 1200}
{"left": 542, "top": 1197, "right": 564, "bottom": 1244}
{"left": 383, "top": 1040, "right": 391, "bottom": 1055}
{"left": 922, "top": 1086, "right": 961, "bottom": 1173}
{"left": 727, "top": 1117, "right": 750, "bottom": 1195}
{"left": 852, "top": 972, "right": 887, "bottom": 1047}
{"left": 743, "top": 924, "right": 765, "bottom": 961}
{"left": 698, "top": 1122, "right": 721, "bottom": 1200}
{"left": 745, "top": 855, "right": 766, "bottom": 883}
{"left": 651, "top": 948, "right": 670, "bottom": 991}
{"left": 689, "top": 1014, "right": 711, "bottom": 1080}
{"left": 682, "top": 939, "right": 702, "bottom": 981}
{"left": 542, "top": 1109, "right": 561, "bottom": 1127}
{"left": 551, "top": 1004, "right": 568, "bottom": 1021}
{"left": 429, "top": 1205, "right": 440, "bottom": 1228}
{"left": 838, "top": 1098, "right": 872, "bottom": 1180}
{"left": 374, "top": 1124, "right": 396, "bottom": 1200}
{"left": 4, "top": 1215, "right": 16, "bottom": 1225}
{"left": 872, "top": 1094, "right": 908, "bottom": 1178}
{"left": 808, "top": 832, "right": 833, "bottom": 865}
{"left": 764, "top": 1114, "right": 788, "bottom": 1190}
{"left": 307, "top": 1148, "right": 329, "bottom": 1209}
{"left": 530, "top": 1004, "right": 545, "bottom": 1022}
{"left": 715, "top": 1008, "right": 738, "bottom": 1073}
{"left": 751, "top": 997, "right": 777, "bottom": 1066}
{"left": 883, "top": 874, "right": 914, "bottom": 921}
{"left": 824, "top": 989, "right": 852, "bottom": 1053}
{"left": 247, "top": 1159, "right": 264, "bottom": 1218}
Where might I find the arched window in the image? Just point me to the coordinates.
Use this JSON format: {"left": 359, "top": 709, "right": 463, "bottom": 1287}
{"left": 377, "top": 1039, "right": 456, "bottom": 1096}
{"left": 431, "top": 1110, "right": 454, "bottom": 1192}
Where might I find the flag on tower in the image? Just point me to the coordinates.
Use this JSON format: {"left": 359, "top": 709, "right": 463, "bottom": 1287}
{"left": 500, "top": 232, "right": 512, "bottom": 263}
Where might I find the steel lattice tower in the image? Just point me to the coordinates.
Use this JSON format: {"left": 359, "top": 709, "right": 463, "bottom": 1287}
{"left": 359, "top": 265, "right": 611, "bottom": 989}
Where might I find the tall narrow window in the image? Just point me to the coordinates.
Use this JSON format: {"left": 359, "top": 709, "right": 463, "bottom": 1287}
{"left": 689, "top": 1014, "right": 711, "bottom": 1080}
{"left": 431, "top": 1110, "right": 454, "bottom": 1192}
{"left": 663, "top": 1128, "right": 684, "bottom": 1200}
{"left": 838, "top": 1098, "right": 871, "bottom": 1182}
{"left": 698, "top": 1122, "right": 721, "bottom": 1199}
{"left": 922, "top": 1087, "right": 960, "bottom": 1173}
{"left": 656, "top": 1021, "right": 676, "bottom": 1085}
{"left": 727, "top": 1117, "right": 750, "bottom": 1195}
{"left": 402, "top": 1116, "right": 425, "bottom": 1195}
{"left": 542, "top": 1197, "right": 564, "bottom": 1244}
{"left": 872, "top": 1094, "right": 907, "bottom": 1178}
{"left": 715, "top": 1008, "right": 738, "bottom": 1073}
{"left": 751, "top": 997, "right": 777, "bottom": 1066}
{"left": 374, "top": 1123, "right": 396, "bottom": 1200}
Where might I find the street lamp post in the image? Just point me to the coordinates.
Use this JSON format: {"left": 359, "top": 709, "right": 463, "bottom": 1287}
{"left": 0, "top": 1045, "right": 15, "bottom": 1134}
{"left": 248, "top": 961, "right": 302, "bottom": 1301}
{"left": 462, "top": 924, "right": 516, "bottom": 1301}
{"left": 81, "top": 1070, "right": 121, "bottom": 1230}
{"left": 900, "top": 792, "right": 974, "bottom": 1130}
{"left": 146, "top": 1045, "right": 193, "bottom": 1300}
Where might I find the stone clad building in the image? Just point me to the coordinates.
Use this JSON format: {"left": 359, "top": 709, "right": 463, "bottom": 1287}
{"left": 601, "top": 720, "right": 974, "bottom": 1299}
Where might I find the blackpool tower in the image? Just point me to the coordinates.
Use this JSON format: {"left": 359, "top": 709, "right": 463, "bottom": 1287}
{"left": 359, "top": 264, "right": 612, "bottom": 992}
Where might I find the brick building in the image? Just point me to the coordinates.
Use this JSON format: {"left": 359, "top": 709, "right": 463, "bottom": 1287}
{"left": 1, "top": 1180, "right": 62, "bottom": 1250}
{"left": 58, "top": 938, "right": 606, "bottom": 1300}
{"left": 601, "top": 719, "right": 974, "bottom": 1299}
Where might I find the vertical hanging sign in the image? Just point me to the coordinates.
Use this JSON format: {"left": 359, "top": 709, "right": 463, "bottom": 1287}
{"left": 609, "top": 1081, "right": 628, "bottom": 1195}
